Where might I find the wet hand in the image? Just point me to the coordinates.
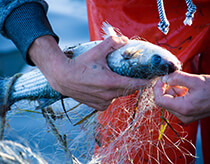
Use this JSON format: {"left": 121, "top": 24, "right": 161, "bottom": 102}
{"left": 154, "top": 71, "right": 210, "bottom": 123}
{"left": 29, "top": 35, "right": 149, "bottom": 111}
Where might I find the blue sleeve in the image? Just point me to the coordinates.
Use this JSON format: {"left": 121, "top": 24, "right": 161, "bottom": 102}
{"left": 1, "top": 1, "right": 59, "bottom": 65}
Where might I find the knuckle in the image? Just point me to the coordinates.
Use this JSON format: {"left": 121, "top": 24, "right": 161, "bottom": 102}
{"left": 103, "top": 93, "right": 113, "bottom": 101}
{"left": 107, "top": 36, "right": 117, "bottom": 42}
{"left": 106, "top": 36, "right": 122, "bottom": 48}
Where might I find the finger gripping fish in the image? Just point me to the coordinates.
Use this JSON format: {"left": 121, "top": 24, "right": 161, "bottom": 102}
{"left": 0, "top": 22, "right": 181, "bottom": 112}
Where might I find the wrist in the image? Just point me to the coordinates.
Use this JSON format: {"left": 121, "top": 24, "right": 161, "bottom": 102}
{"left": 29, "top": 35, "right": 67, "bottom": 83}
{"left": 29, "top": 35, "right": 64, "bottom": 64}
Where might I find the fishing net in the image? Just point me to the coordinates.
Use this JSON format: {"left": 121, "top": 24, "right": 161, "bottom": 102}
{"left": 93, "top": 85, "right": 196, "bottom": 163}
{"left": 0, "top": 79, "right": 197, "bottom": 163}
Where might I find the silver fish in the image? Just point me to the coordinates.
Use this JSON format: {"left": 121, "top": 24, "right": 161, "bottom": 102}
{"left": 0, "top": 23, "right": 181, "bottom": 113}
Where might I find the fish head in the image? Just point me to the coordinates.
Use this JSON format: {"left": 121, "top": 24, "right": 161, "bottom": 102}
{"left": 144, "top": 42, "right": 182, "bottom": 78}
{"left": 150, "top": 52, "right": 181, "bottom": 76}
{"left": 107, "top": 40, "right": 182, "bottom": 79}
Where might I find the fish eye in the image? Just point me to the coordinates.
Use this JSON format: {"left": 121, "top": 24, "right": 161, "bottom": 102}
{"left": 151, "top": 54, "right": 162, "bottom": 65}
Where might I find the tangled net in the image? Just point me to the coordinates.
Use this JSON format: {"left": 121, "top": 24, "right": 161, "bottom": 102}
{"left": 0, "top": 140, "right": 46, "bottom": 163}
{"left": 0, "top": 80, "right": 196, "bottom": 163}
{"left": 93, "top": 81, "right": 196, "bottom": 163}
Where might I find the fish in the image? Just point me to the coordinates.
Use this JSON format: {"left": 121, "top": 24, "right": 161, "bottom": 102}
{"left": 0, "top": 22, "right": 181, "bottom": 113}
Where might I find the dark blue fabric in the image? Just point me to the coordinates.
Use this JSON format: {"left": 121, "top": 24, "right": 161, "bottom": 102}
{"left": 4, "top": 2, "right": 59, "bottom": 65}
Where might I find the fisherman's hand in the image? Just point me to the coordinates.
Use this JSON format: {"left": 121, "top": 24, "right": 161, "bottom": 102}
{"left": 29, "top": 35, "right": 149, "bottom": 111}
{"left": 154, "top": 70, "right": 210, "bottom": 123}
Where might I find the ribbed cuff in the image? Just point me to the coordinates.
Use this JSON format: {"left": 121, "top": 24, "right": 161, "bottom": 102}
{"left": 4, "top": 2, "right": 59, "bottom": 65}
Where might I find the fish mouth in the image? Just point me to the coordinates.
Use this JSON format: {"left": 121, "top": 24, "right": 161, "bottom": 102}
{"left": 160, "top": 61, "right": 178, "bottom": 74}
{"left": 151, "top": 54, "right": 181, "bottom": 76}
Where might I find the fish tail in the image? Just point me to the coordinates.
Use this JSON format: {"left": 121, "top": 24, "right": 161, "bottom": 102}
{"left": 1, "top": 69, "right": 62, "bottom": 110}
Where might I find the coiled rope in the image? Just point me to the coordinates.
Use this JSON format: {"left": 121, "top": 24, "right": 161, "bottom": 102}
{"left": 0, "top": 73, "right": 22, "bottom": 140}
{"left": 157, "top": 0, "right": 197, "bottom": 34}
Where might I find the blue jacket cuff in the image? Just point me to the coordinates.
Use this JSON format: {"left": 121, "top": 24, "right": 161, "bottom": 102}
{"left": 4, "top": 2, "right": 59, "bottom": 65}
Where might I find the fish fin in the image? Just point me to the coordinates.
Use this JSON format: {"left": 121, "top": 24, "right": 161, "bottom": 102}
{"left": 101, "top": 21, "right": 118, "bottom": 39}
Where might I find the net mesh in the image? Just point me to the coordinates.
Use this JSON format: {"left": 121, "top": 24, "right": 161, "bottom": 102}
{"left": 1, "top": 80, "right": 196, "bottom": 163}
{"left": 93, "top": 81, "right": 196, "bottom": 163}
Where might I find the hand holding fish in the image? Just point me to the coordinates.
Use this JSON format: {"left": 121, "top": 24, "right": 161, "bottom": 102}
{"left": 28, "top": 35, "right": 149, "bottom": 111}
{"left": 154, "top": 71, "right": 210, "bottom": 123}
{"left": 0, "top": 23, "right": 181, "bottom": 112}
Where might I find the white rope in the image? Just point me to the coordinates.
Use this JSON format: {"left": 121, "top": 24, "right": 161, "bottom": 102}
{"left": 184, "top": 0, "right": 197, "bottom": 26}
{"left": 156, "top": 0, "right": 197, "bottom": 34}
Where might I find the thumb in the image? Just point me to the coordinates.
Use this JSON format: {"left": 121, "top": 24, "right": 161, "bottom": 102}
{"left": 161, "top": 71, "right": 197, "bottom": 89}
{"left": 93, "top": 36, "right": 128, "bottom": 59}
{"left": 154, "top": 77, "right": 186, "bottom": 112}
